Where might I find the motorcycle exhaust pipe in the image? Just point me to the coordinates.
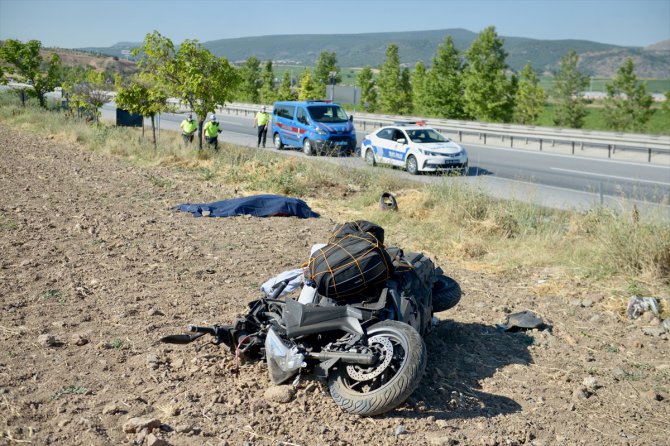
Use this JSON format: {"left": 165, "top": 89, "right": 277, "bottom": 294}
{"left": 306, "top": 351, "right": 377, "bottom": 365}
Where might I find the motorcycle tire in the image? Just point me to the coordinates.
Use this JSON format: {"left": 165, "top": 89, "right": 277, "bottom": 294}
{"left": 432, "top": 274, "right": 461, "bottom": 312}
{"left": 328, "top": 320, "right": 427, "bottom": 416}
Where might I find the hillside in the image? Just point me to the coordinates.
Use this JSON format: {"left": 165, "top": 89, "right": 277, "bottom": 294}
{"left": 78, "top": 28, "right": 670, "bottom": 78}
{"left": 44, "top": 47, "right": 138, "bottom": 76}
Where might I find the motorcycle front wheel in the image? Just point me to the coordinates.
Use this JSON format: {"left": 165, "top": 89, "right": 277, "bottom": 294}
{"left": 328, "top": 320, "right": 427, "bottom": 416}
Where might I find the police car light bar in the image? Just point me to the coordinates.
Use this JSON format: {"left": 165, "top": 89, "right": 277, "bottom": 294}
{"left": 393, "top": 120, "right": 427, "bottom": 126}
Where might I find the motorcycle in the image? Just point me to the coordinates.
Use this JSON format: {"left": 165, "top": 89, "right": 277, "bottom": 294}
{"left": 160, "top": 250, "right": 460, "bottom": 416}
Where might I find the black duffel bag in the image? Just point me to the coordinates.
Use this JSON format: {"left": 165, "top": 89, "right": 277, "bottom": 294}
{"left": 307, "top": 224, "right": 394, "bottom": 301}
{"left": 329, "top": 220, "right": 386, "bottom": 244}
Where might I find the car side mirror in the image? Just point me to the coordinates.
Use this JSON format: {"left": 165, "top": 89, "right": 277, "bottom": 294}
{"left": 396, "top": 138, "right": 406, "bottom": 144}
{"left": 349, "top": 115, "right": 353, "bottom": 122}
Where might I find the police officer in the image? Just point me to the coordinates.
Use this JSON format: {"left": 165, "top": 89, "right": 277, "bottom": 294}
{"left": 180, "top": 113, "right": 197, "bottom": 144}
{"left": 203, "top": 115, "right": 222, "bottom": 151}
{"left": 253, "top": 106, "right": 270, "bottom": 148}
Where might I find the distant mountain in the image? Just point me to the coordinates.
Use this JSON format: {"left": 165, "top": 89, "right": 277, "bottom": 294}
{"left": 77, "top": 29, "right": 670, "bottom": 78}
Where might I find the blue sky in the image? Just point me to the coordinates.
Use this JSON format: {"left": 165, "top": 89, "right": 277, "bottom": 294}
{"left": 1, "top": 0, "right": 668, "bottom": 48}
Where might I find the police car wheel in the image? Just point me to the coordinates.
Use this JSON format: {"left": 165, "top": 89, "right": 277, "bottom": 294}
{"left": 406, "top": 155, "right": 419, "bottom": 175}
{"left": 273, "top": 133, "right": 283, "bottom": 150}
{"left": 365, "top": 148, "right": 376, "bottom": 166}
{"left": 303, "top": 139, "right": 315, "bottom": 156}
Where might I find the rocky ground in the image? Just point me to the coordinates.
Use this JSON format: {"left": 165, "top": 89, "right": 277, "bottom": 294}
{"left": 0, "top": 123, "right": 668, "bottom": 446}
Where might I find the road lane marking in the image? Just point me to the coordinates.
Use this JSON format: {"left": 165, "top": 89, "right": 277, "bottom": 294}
{"left": 466, "top": 142, "right": 670, "bottom": 169}
{"left": 550, "top": 167, "right": 670, "bottom": 186}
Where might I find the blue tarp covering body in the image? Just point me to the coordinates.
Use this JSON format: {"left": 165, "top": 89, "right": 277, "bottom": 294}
{"left": 174, "top": 194, "right": 320, "bottom": 218}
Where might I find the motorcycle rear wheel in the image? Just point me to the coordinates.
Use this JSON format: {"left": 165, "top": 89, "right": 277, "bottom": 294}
{"left": 328, "top": 320, "right": 427, "bottom": 416}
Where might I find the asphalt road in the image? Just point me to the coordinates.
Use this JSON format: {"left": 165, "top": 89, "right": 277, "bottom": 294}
{"left": 99, "top": 105, "right": 670, "bottom": 217}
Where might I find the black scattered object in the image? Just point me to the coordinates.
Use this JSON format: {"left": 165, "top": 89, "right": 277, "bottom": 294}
{"left": 499, "top": 310, "right": 547, "bottom": 332}
{"left": 379, "top": 192, "right": 398, "bottom": 211}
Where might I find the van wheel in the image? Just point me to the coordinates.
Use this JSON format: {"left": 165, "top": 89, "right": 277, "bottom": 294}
{"left": 273, "top": 133, "right": 283, "bottom": 150}
{"left": 303, "top": 139, "right": 315, "bottom": 156}
{"left": 365, "top": 148, "right": 376, "bottom": 166}
{"left": 406, "top": 155, "right": 419, "bottom": 175}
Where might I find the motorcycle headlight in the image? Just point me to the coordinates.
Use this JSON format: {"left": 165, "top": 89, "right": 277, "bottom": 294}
{"left": 265, "top": 328, "right": 305, "bottom": 385}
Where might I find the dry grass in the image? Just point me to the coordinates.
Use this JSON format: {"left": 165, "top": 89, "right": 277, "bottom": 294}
{"left": 1, "top": 95, "right": 669, "bottom": 310}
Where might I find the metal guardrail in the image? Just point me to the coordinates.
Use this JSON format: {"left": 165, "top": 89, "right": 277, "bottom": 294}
{"left": 222, "top": 102, "right": 670, "bottom": 163}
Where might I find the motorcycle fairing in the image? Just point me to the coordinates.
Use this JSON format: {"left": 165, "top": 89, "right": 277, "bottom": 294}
{"left": 283, "top": 298, "right": 365, "bottom": 337}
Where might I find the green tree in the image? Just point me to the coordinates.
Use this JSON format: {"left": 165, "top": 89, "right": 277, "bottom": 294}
{"left": 603, "top": 58, "right": 654, "bottom": 132}
{"left": 663, "top": 91, "right": 670, "bottom": 114}
{"left": 399, "top": 67, "right": 413, "bottom": 115}
{"left": 513, "top": 63, "right": 547, "bottom": 124}
{"left": 113, "top": 73, "right": 125, "bottom": 90}
{"left": 412, "top": 61, "right": 429, "bottom": 116}
{"left": 378, "top": 44, "right": 404, "bottom": 114}
{"left": 462, "top": 27, "right": 515, "bottom": 122}
{"left": 313, "top": 51, "right": 340, "bottom": 99}
{"left": 0, "top": 39, "right": 61, "bottom": 108}
{"left": 357, "top": 65, "right": 377, "bottom": 112}
{"left": 277, "top": 71, "right": 296, "bottom": 101}
{"left": 133, "top": 31, "right": 239, "bottom": 149}
{"left": 67, "top": 69, "right": 114, "bottom": 124}
{"left": 116, "top": 80, "right": 170, "bottom": 147}
{"left": 553, "top": 50, "right": 589, "bottom": 128}
{"left": 298, "top": 69, "right": 319, "bottom": 100}
{"left": 258, "top": 59, "right": 276, "bottom": 105}
{"left": 238, "top": 56, "right": 261, "bottom": 103}
{"left": 424, "top": 36, "right": 466, "bottom": 119}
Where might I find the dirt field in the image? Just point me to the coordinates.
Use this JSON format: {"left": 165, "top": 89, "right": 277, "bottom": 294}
{"left": 0, "top": 123, "right": 668, "bottom": 446}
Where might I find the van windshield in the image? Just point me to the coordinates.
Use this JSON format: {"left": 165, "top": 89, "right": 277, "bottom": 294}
{"left": 307, "top": 105, "right": 348, "bottom": 123}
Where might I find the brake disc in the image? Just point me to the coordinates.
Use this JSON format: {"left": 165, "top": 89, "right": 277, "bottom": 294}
{"left": 346, "top": 335, "right": 394, "bottom": 381}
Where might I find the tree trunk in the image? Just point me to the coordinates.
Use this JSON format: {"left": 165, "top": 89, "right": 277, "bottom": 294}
{"left": 197, "top": 120, "right": 204, "bottom": 150}
{"left": 151, "top": 115, "right": 157, "bottom": 148}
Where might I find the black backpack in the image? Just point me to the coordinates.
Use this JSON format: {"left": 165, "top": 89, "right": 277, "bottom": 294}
{"left": 307, "top": 221, "right": 393, "bottom": 300}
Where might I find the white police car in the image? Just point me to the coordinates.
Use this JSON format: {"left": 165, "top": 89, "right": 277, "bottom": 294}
{"left": 360, "top": 122, "right": 468, "bottom": 175}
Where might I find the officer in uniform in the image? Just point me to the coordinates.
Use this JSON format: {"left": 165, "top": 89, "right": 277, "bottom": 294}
{"left": 203, "top": 115, "right": 222, "bottom": 151}
{"left": 253, "top": 106, "right": 270, "bottom": 148}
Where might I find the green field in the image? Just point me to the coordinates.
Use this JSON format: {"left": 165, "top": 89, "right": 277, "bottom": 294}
{"left": 539, "top": 76, "right": 670, "bottom": 94}
{"left": 273, "top": 66, "right": 361, "bottom": 86}
{"left": 537, "top": 103, "right": 670, "bottom": 134}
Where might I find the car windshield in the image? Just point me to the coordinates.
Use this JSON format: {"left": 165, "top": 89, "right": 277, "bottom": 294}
{"left": 307, "top": 105, "right": 349, "bottom": 123}
{"left": 406, "top": 128, "right": 450, "bottom": 143}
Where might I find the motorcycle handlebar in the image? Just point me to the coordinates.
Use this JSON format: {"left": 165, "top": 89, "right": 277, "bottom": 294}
{"left": 187, "top": 325, "right": 217, "bottom": 335}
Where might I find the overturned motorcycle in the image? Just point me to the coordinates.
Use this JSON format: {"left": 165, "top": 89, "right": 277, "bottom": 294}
{"left": 161, "top": 224, "right": 461, "bottom": 416}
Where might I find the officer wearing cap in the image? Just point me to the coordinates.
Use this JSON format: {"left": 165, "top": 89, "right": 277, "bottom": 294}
{"left": 180, "top": 113, "right": 197, "bottom": 144}
{"left": 203, "top": 115, "right": 222, "bottom": 151}
{"left": 253, "top": 106, "right": 270, "bottom": 148}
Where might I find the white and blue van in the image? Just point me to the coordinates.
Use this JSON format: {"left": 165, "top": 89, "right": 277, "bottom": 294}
{"left": 271, "top": 101, "right": 357, "bottom": 156}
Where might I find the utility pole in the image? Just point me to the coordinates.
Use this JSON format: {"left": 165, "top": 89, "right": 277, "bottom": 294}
{"left": 329, "top": 71, "right": 337, "bottom": 101}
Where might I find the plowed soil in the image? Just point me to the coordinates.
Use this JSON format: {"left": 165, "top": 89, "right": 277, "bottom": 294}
{"left": 0, "top": 124, "right": 668, "bottom": 446}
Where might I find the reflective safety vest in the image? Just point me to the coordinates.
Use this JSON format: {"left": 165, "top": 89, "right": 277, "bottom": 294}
{"left": 204, "top": 121, "right": 220, "bottom": 138}
{"left": 255, "top": 111, "right": 269, "bottom": 126}
{"left": 180, "top": 119, "right": 197, "bottom": 134}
